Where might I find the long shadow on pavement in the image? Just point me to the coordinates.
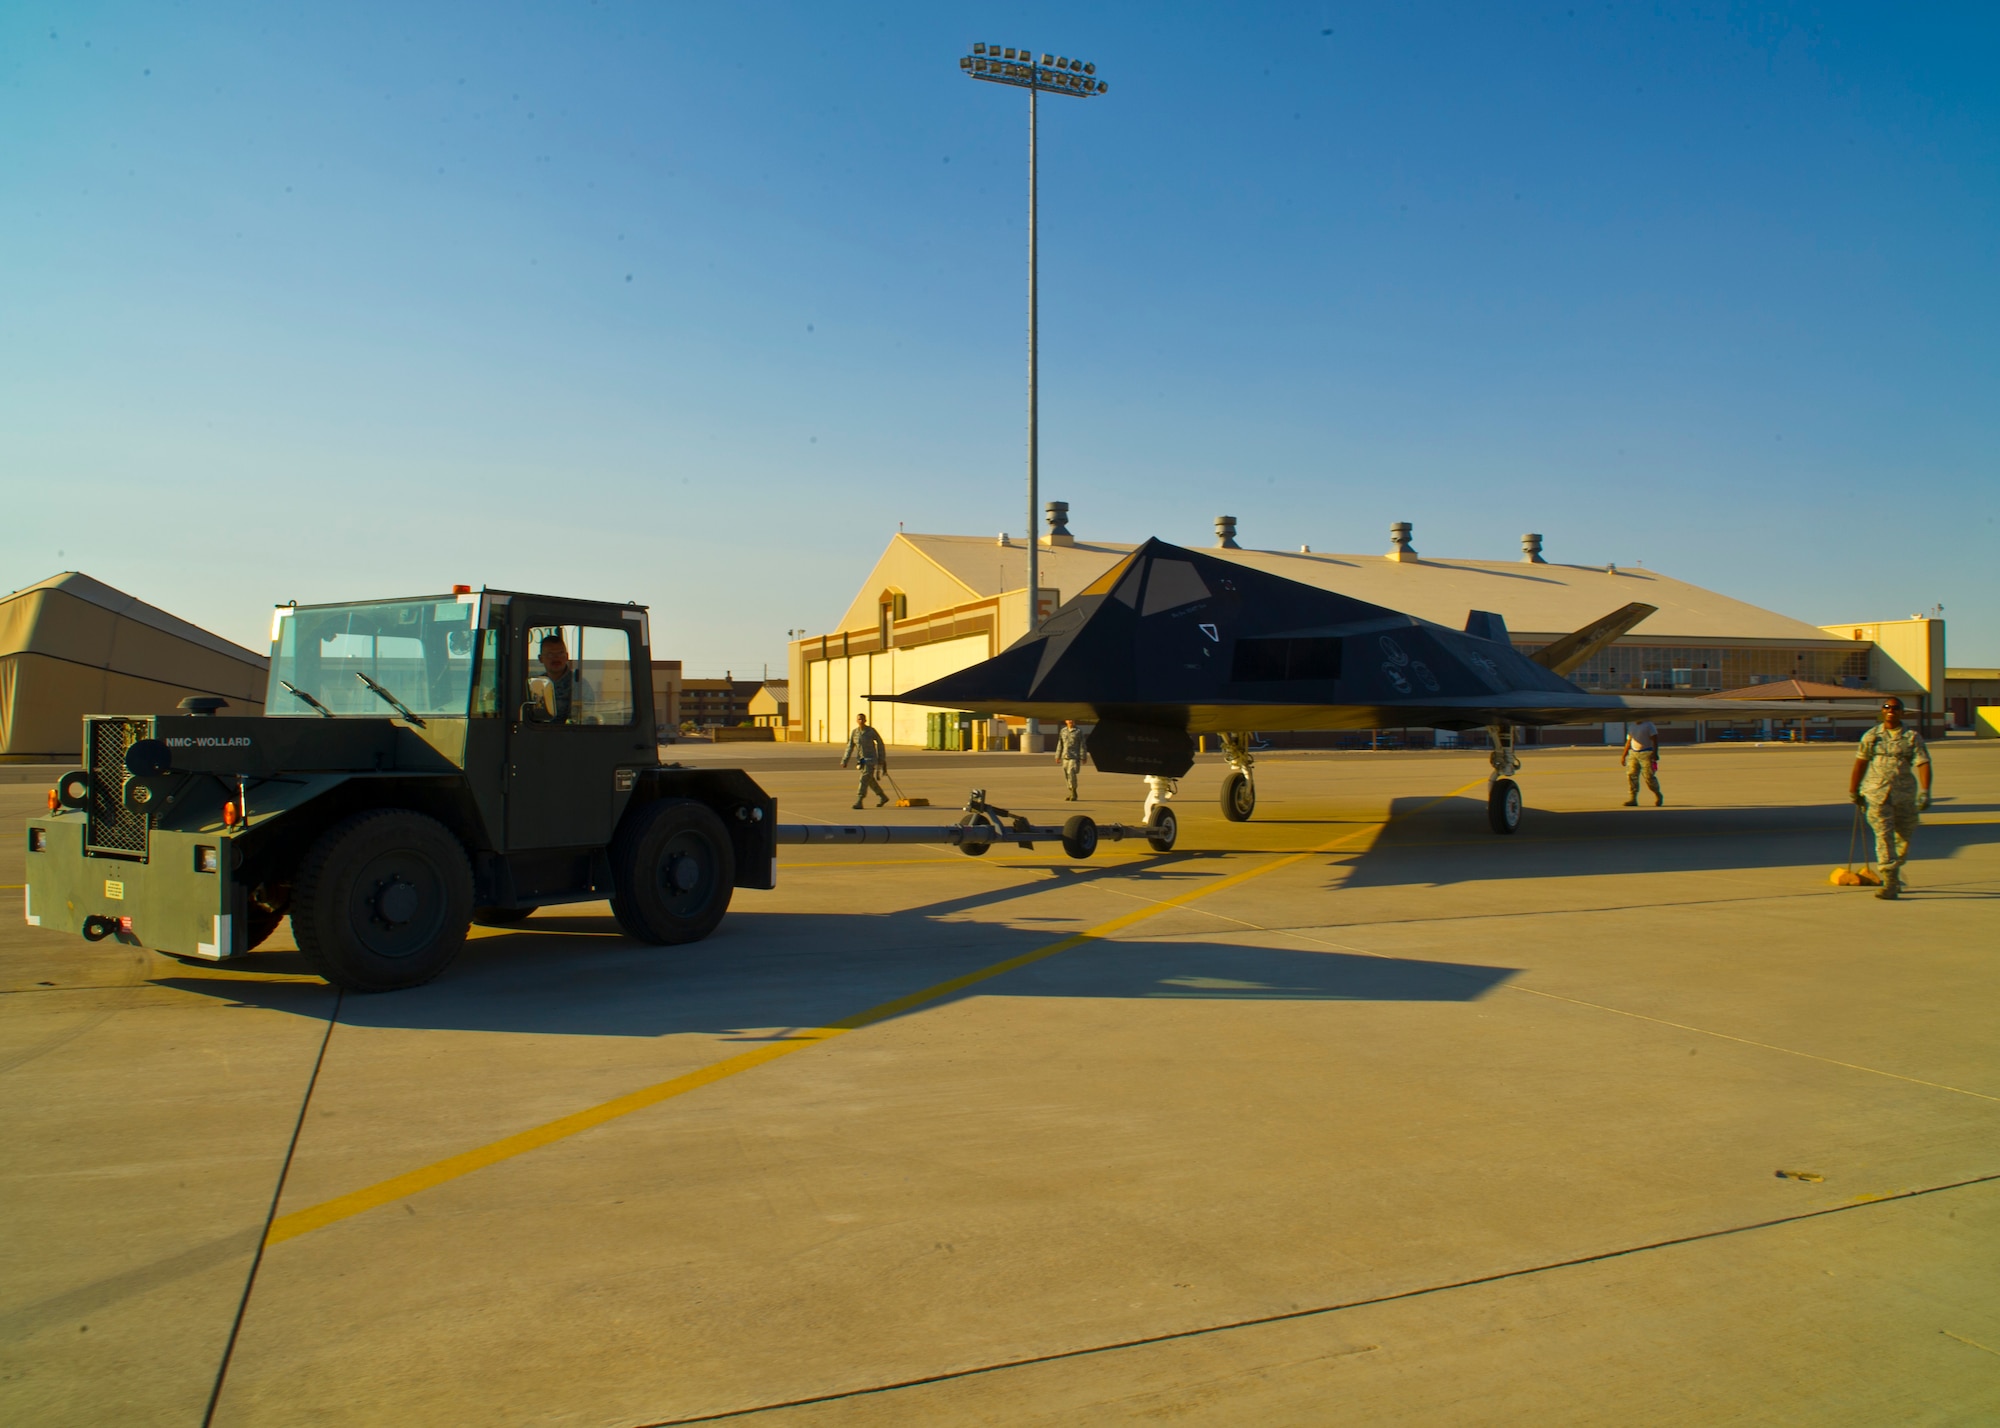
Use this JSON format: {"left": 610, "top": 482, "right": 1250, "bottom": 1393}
{"left": 1333, "top": 797, "right": 2000, "bottom": 890}
{"left": 154, "top": 851, "right": 1517, "bottom": 1038}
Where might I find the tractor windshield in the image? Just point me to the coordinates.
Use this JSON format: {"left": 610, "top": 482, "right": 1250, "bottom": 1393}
{"left": 267, "top": 597, "right": 486, "bottom": 719}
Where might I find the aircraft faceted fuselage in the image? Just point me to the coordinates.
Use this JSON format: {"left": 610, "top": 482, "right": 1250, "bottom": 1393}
{"left": 879, "top": 538, "right": 1858, "bottom": 839}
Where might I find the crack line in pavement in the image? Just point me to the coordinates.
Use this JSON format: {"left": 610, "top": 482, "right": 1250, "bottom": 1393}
{"left": 633, "top": 1171, "right": 2000, "bottom": 1425}
{"left": 1139, "top": 902, "right": 2000, "bottom": 1108}
{"left": 201, "top": 988, "right": 342, "bottom": 1428}
{"left": 1502, "top": 985, "right": 2000, "bottom": 1104}
{"left": 256, "top": 780, "right": 1485, "bottom": 1248}
{"left": 1188, "top": 875, "right": 2000, "bottom": 933}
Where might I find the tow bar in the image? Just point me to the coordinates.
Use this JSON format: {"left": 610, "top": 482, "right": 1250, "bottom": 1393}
{"left": 772, "top": 789, "right": 1177, "bottom": 859}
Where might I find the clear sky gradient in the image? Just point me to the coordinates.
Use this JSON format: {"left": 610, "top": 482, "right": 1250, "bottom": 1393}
{"left": 3, "top": 2, "right": 1995, "bottom": 672}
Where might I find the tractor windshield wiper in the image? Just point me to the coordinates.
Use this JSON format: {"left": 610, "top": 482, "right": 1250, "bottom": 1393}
{"left": 281, "top": 680, "right": 335, "bottom": 718}
{"left": 353, "top": 671, "right": 427, "bottom": 727}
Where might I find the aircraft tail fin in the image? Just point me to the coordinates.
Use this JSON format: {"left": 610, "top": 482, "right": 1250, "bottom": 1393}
{"left": 1463, "top": 610, "right": 1509, "bottom": 643}
{"left": 1530, "top": 601, "right": 1658, "bottom": 677}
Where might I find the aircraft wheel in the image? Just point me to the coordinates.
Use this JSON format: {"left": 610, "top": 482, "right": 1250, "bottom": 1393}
{"left": 1487, "top": 779, "right": 1522, "bottom": 835}
{"left": 1146, "top": 806, "right": 1179, "bottom": 853}
{"left": 1061, "top": 815, "right": 1098, "bottom": 860}
{"left": 1220, "top": 771, "right": 1255, "bottom": 821}
{"left": 472, "top": 906, "right": 539, "bottom": 927}
{"left": 292, "top": 810, "right": 474, "bottom": 992}
{"left": 609, "top": 799, "right": 736, "bottom": 945}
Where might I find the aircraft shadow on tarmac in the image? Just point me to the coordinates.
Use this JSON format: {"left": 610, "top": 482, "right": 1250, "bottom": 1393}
{"left": 154, "top": 853, "right": 1518, "bottom": 1038}
{"left": 1329, "top": 795, "right": 2000, "bottom": 891}
{"left": 146, "top": 797, "right": 1992, "bottom": 1035}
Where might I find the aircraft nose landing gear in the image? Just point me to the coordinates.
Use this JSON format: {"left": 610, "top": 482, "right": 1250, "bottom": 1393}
{"left": 1486, "top": 724, "right": 1523, "bottom": 834}
{"left": 1142, "top": 776, "right": 1180, "bottom": 851}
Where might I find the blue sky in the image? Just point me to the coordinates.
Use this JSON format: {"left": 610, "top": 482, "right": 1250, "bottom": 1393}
{"left": 3, "top": 2, "right": 1995, "bottom": 672}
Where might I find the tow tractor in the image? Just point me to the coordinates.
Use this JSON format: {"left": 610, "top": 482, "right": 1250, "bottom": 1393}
{"left": 23, "top": 588, "right": 1174, "bottom": 992}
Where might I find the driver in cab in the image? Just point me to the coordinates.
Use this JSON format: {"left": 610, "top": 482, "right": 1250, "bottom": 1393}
{"left": 531, "top": 633, "right": 593, "bottom": 723}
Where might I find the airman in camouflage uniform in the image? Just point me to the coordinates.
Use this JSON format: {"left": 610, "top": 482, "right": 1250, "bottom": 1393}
{"left": 1848, "top": 697, "right": 1932, "bottom": 900}
{"left": 1056, "top": 719, "right": 1087, "bottom": 801}
{"left": 842, "top": 714, "right": 889, "bottom": 809}
{"left": 1621, "top": 719, "right": 1663, "bottom": 806}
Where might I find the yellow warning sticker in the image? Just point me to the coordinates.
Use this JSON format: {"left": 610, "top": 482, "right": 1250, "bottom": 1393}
{"left": 104, "top": 880, "right": 124, "bottom": 900}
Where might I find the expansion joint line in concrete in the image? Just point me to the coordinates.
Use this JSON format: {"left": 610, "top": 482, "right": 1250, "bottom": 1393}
{"left": 1145, "top": 909, "right": 2000, "bottom": 1109}
{"left": 635, "top": 1171, "right": 2000, "bottom": 1426}
{"left": 202, "top": 988, "right": 343, "bottom": 1428}
{"left": 259, "top": 779, "right": 1486, "bottom": 1249}
{"left": 1507, "top": 985, "right": 2000, "bottom": 1105}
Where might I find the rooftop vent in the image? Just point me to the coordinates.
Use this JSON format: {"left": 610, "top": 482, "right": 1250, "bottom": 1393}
{"left": 1042, "top": 500, "right": 1074, "bottom": 547}
{"left": 1214, "top": 515, "right": 1240, "bottom": 549}
{"left": 1522, "top": 533, "right": 1546, "bottom": 564}
{"left": 1387, "top": 522, "right": 1417, "bottom": 562}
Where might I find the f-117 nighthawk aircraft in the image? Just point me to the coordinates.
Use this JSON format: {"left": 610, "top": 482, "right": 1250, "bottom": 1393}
{"left": 876, "top": 538, "right": 1852, "bottom": 848}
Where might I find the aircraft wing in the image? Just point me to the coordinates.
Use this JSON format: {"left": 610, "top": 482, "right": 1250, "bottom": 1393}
{"left": 873, "top": 538, "right": 1865, "bottom": 737}
{"left": 873, "top": 687, "right": 1860, "bottom": 734}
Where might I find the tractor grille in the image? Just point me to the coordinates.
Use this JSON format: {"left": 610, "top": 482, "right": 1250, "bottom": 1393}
{"left": 85, "top": 716, "right": 152, "bottom": 858}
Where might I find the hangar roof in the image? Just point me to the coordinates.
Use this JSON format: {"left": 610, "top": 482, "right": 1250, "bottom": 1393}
{"left": 3, "top": 571, "right": 267, "bottom": 666}
{"left": 839, "top": 534, "right": 1846, "bottom": 646}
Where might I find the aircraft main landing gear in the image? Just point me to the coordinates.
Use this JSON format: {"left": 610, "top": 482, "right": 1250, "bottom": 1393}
{"left": 1486, "top": 724, "right": 1523, "bottom": 835}
{"left": 1217, "top": 732, "right": 1256, "bottom": 821}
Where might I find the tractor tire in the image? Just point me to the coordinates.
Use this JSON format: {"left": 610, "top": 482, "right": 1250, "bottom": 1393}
{"left": 291, "top": 810, "right": 474, "bottom": 992}
{"left": 1061, "top": 814, "right": 1099, "bottom": 860}
{"left": 472, "top": 906, "right": 540, "bottom": 927}
{"left": 1220, "top": 771, "right": 1255, "bottom": 822}
{"left": 1487, "top": 779, "right": 1523, "bottom": 835}
{"left": 1146, "top": 806, "right": 1179, "bottom": 853}
{"left": 609, "top": 799, "right": 735, "bottom": 945}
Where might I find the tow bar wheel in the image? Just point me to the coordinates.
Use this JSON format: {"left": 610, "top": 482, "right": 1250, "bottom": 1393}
{"left": 954, "top": 809, "right": 1002, "bottom": 856}
{"left": 1488, "top": 778, "right": 1523, "bottom": 835}
{"left": 1061, "top": 814, "right": 1098, "bottom": 860}
{"left": 611, "top": 798, "right": 737, "bottom": 944}
{"left": 292, "top": 809, "right": 474, "bottom": 992}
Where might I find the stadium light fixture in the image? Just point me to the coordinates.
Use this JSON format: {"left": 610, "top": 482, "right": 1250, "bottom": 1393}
{"left": 956, "top": 40, "right": 1108, "bottom": 753}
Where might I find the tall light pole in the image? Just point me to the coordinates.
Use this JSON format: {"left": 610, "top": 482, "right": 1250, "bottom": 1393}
{"left": 960, "top": 42, "right": 1107, "bottom": 747}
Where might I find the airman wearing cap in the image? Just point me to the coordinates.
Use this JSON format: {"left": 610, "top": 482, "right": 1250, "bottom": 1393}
{"left": 1848, "top": 697, "right": 1932, "bottom": 899}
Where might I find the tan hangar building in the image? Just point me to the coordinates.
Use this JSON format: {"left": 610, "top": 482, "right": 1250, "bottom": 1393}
{"left": 1, "top": 572, "right": 269, "bottom": 763}
{"left": 787, "top": 512, "right": 1946, "bottom": 747}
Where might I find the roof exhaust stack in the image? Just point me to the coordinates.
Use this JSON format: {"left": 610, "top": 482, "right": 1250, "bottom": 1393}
{"left": 1387, "top": 521, "right": 1417, "bottom": 562}
{"left": 1214, "top": 515, "right": 1240, "bottom": 549}
{"left": 1042, "top": 500, "right": 1074, "bottom": 547}
{"left": 1522, "top": 532, "right": 1546, "bottom": 564}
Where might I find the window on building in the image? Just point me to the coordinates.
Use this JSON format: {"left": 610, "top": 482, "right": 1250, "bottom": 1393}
{"left": 878, "top": 592, "right": 907, "bottom": 647}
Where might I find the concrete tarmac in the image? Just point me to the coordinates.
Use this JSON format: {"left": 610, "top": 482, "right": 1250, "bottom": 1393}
{"left": 2, "top": 741, "right": 1996, "bottom": 1425}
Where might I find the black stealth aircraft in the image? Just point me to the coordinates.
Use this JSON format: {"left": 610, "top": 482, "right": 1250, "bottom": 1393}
{"left": 877, "top": 538, "right": 1854, "bottom": 847}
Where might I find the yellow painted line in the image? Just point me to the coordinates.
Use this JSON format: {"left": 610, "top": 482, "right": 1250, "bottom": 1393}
{"left": 262, "top": 778, "right": 1484, "bottom": 1247}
